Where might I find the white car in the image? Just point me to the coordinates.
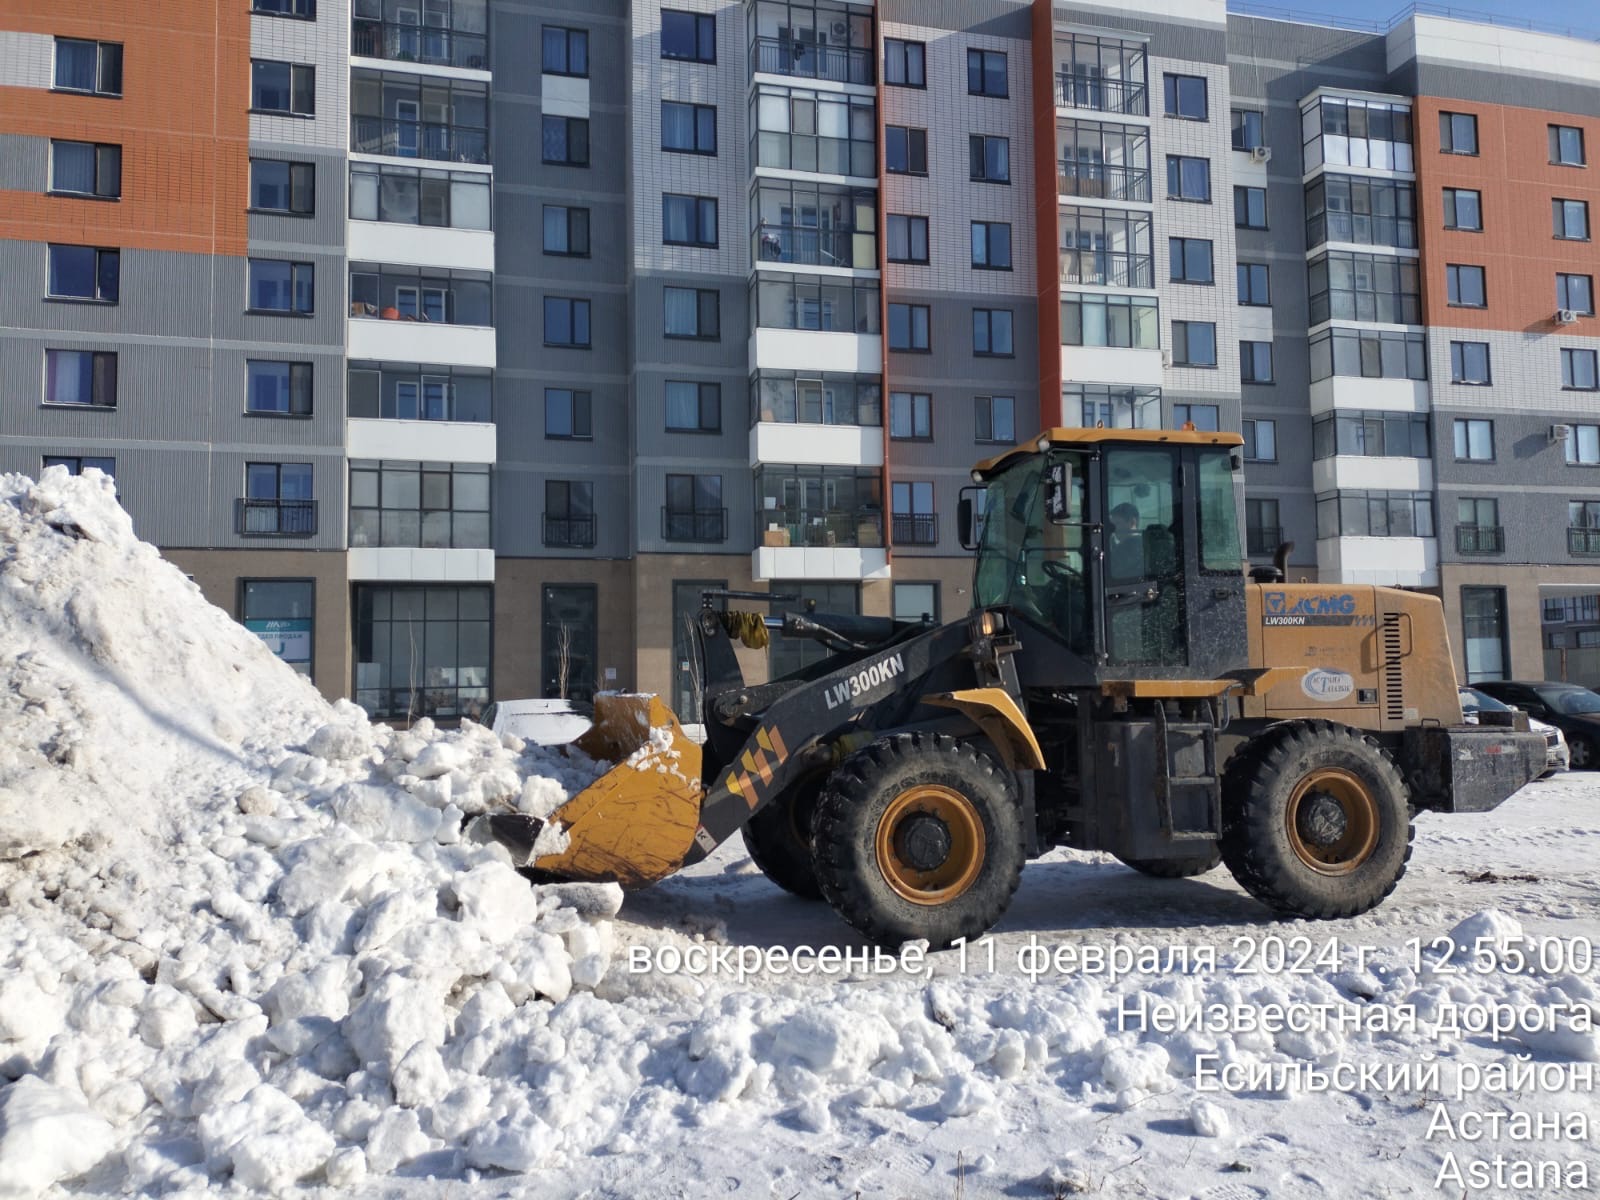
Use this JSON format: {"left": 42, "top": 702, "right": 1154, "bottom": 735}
{"left": 1459, "top": 687, "right": 1570, "bottom": 776}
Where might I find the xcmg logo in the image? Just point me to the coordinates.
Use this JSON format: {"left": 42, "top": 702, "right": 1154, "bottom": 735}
{"left": 1263, "top": 591, "right": 1368, "bottom": 627}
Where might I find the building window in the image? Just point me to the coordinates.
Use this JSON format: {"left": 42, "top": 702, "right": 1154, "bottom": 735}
{"left": 1163, "top": 73, "right": 1207, "bottom": 120}
{"left": 976, "top": 395, "right": 1015, "bottom": 444}
{"left": 885, "top": 125, "right": 927, "bottom": 175}
{"left": 249, "top": 159, "right": 314, "bottom": 215}
{"left": 969, "top": 134, "right": 1010, "bottom": 183}
{"left": 53, "top": 37, "right": 122, "bottom": 96}
{"left": 542, "top": 116, "right": 589, "bottom": 165}
{"left": 1309, "top": 251, "right": 1422, "bottom": 324}
{"left": 1072, "top": 384, "right": 1161, "bottom": 429}
{"left": 1563, "top": 348, "right": 1599, "bottom": 390}
{"left": 1453, "top": 418, "right": 1494, "bottom": 461}
{"left": 1566, "top": 424, "right": 1600, "bottom": 465}
{"left": 349, "top": 460, "right": 490, "bottom": 548}
{"left": 355, "top": 585, "right": 491, "bottom": 720}
{"left": 1449, "top": 341, "right": 1491, "bottom": 385}
{"left": 1057, "top": 32, "right": 1148, "bottom": 116}
{"left": 1061, "top": 206, "right": 1152, "bottom": 287}
{"left": 1059, "top": 119, "right": 1152, "bottom": 201}
{"left": 1060, "top": 294, "right": 1159, "bottom": 349}
{"left": 752, "top": 371, "right": 881, "bottom": 427}
{"left": 1550, "top": 124, "right": 1586, "bottom": 166}
{"left": 1572, "top": 503, "right": 1600, "bottom": 553}
{"left": 1237, "top": 262, "right": 1269, "bottom": 305}
{"left": 251, "top": 60, "right": 314, "bottom": 116}
{"left": 1243, "top": 419, "right": 1276, "bottom": 462}
{"left": 663, "top": 474, "right": 724, "bottom": 542}
{"left": 888, "top": 303, "right": 930, "bottom": 352}
{"left": 662, "top": 193, "right": 717, "bottom": 248}
{"left": 1439, "top": 111, "right": 1478, "bottom": 155}
{"left": 884, "top": 38, "right": 925, "bottom": 87}
{"left": 241, "top": 579, "right": 315, "bottom": 679}
{"left": 971, "top": 221, "right": 1012, "bottom": 270}
{"left": 1245, "top": 498, "right": 1281, "bottom": 555}
{"left": 1169, "top": 237, "right": 1213, "bottom": 284}
{"left": 350, "top": 163, "right": 491, "bottom": 229}
{"left": 1172, "top": 321, "right": 1217, "bottom": 367}
{"left": 49, "top": 140, "right": 120, "bottom": 198}
{"left": 348, "top": 364, "right": 490, "bottom": 422}
{"left": 1456, "top": 498, "right": 1502, "bottom": 555}
{"left": 1316, "top": 490, "right": 1434, "bottom": 538}
{"left": 1312, "top": 411, "right": 1431, "bottom": 460}
{"left": 248, "top": 259, "right": 314, "bottom": 314}
{"left": 889, "top": 391, "right": 932, "bottom": 440}
{"left": 1305, "top": 175, "right": 1417, "bottom": 248}
{"left": 752, "top": 85, "right": 876, "bottom": 177}
{"left": 544, "top": 297, "right": 592, "bottom": 347}
{"left": 46, "top": 245, "right": 118, "bottom": 303}
{"left": 892, "top": 482, "right": 937, "bottom": 545}
{"left": 544, "top": 481, "right": 595, "bottom": 548}
{"left": 1172, "top": 404, "right": 1219, "bottom": 431}
{"left": 43, "top": 455, "right": 115, "bottom": 477}
{"left": 1241, "top": 341, "right": 1273, "bottom": 383}
{"left": 1231, "top": 108, "right": 1264, "bottom": 150}
{"left": 1554, "top": 199, "right": 1590, "bottom": 241}
{"left": 753, "top": 180, "right": 877, "bottom": 267}
{"left": 541, "top": 26, "right": 588, "bottom": 76}
{"left": 1166, "top": 155, "right": 1210, "bottom": 201}
{"left": 1233, "top": 185, "right": 1266, "bottom": 228}
{"left": 893, "top": 583, "right": 939, "bottom": 624}
{"left": 348, "top": 264, "right": 491, "bottom": 326}
{"left": 44, "top": 349, "right": 116, "bottom": 408}
{"left": 666, "top": 381, "right": 720, "bottom": 432}
{"left": 664, "top": 287, "right": 719, "bottom": 339}
{"left": 1305, "top": 96, "right": 1414, "bottom": 172}
{"left": 1441, "top": 187, "right": 1482, "bottom": 232}
{"left": 661, "top": 10, "right": 716, "bottom": 62}
{"left": 753, "top": 273, "right": 880, "bottom": 333}
{"left": 967, "top": 49, "right": 1007, "bottom": 98}
{"left": 1559, "top": 273, "right": 1594, "bottom": 315}
{"left": 242, "top": 462, "right": 315, "bottom": 536}
{"left": 662, "top": 101, "right": 717, "bottom": 154}
{"left": 973, "top": 309, "right": 1014, "bottom": 357}
{"left": 544, "top": 388, "right": 592, "bottom": 440}
{"left": 543, "top": 205, "right": 590, "bottom": 256}
{"left": 1309, "top": 328, "right": 1428, "bottom": 382}
{"left": 246, "top": 361, "right": 312, "bottom": 416}
{"left": 887, "top": 214, "right": 929, "bottom": 264}
{"left": 253, "top": 0, "right": 316, "bottom": 15}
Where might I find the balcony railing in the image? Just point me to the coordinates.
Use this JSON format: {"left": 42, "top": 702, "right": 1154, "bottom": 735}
{"left": 749, "top": 37, "right": 874, "bottom": 86}
{"left": 758, "top": 509, "right": 883, "bottom": 549}
{"left": 1569, "top": 527, "right": 1600, "bottom": 556}
{"left": 1060, "top": 249, "right": 1154, "bottom": 289}
{"left": 892, "top": 512, "right": 938, "bottom": 546}
{"left": 754, "top": 225, "right": 872, "bottom": 270}
{"left": 544, "top": 514, "right": 595, "bottom": 548}
{"left": 351, "top": 20, "right": 489, "bottom": 71}
{"left": 1057, "top": 160, "right": 1151, "bottom": 203}
{"left": 351, "top": 115, "right": 489, "bottom": 165}
{"left": 1055, "top": 74, "right": 1147, "bottom": 116}
{"left": 237, "top": 498, "right": 317, "bottom": 537}
{"left": 1246, "top": 525, "right": 1283, "bottom": 556}
{"left": 661, "top": 508, "right": 728, "bottom": 543}
{"left": 1456, "top": 524, "right": 1504, "bottom": 555}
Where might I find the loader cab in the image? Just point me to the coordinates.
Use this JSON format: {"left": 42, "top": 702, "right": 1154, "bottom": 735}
{"left": 962, "top": 429, "right": 1249, "bottom": 685}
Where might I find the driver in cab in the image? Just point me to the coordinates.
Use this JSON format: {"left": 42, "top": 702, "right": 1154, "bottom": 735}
{"left": 1107, "top": 502, "right": 1143, "bottom": 581}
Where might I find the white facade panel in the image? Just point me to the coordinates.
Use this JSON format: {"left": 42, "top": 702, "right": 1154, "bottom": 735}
{"left": 347, "top": 418, "right": 497, "bottom": 463}
{"left": 1063, "top": 346, "right": 1165, "bottom": 388}
{"left": 542, "top": 73, "right": 590, "bottom": 119}
{"left": 1317, "top": 536, "right": 1438, "bottom": 588}
{"left": 0, "top": 32, "right": 53, "bottom": 89}
{"left": 1308, "top": 377, "right": 1430, "bottom": 414}
{"left": 249, "top": 8, "right": 350, "bottom": 152}
{"left": 348, "top": 319, "right": 497, "bottom": 368}
{"left": 1428, "top": 326, "right": 1600, "bottom": 415}
{"left": 1312, "top": 456, "right": 1432, "bottom": 493}
{"left": 750, "top": 328, "right": 882, "bottom": 374}
{"left": 348, "top": 547, "right": 496, "bottom": 582}
{"left": 348, "top": 221, "right": 495, "bottom": 271}
{"left": 752, "top": 546, "right": 891, "bottom": 582}
{"left": 750, "top": 422, "right": 883, "bottom": 467}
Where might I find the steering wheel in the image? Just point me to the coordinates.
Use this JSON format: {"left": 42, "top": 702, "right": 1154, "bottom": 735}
{"left": 1041, "top": 558, "right": 1083, "bottom": 584}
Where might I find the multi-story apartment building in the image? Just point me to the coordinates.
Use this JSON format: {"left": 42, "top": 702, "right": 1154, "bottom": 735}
{"left": 7, "top": 0, "right": 1600, "bottom": 711}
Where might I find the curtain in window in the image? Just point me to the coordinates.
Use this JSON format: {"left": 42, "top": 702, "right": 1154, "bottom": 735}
{"left": 452, "top": 179, "right": 489, "bottom": 228}
{"left": 665, "top": 382, "right": 698, "bottom": 427}
{"left": 52, "top": 143, "right": 95, "bottom": 193}
{"left": 663, "top": 288, "right": 697, "bottom": 335}
{"left": 662, "top": 198, "right": 692, "bottom": 244}
{"left": 56, "top": 41, "right": 97, "bottom": 90}
{"left": 661, "top": 103, "right": 694, "bottom": 149}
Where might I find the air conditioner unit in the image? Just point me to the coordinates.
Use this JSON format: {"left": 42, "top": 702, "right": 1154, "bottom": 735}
{"left": 829, "top": 20, "right": 848, "bottom": 39}
{"left": 1558, "top": 308, "right": 1580, "bottom": 324}
{"left": 1551, "top": 423, "right": 1575, "bottom": 443}
{"left": 1249, "top": 145, "right": 1273, "bottom": 164}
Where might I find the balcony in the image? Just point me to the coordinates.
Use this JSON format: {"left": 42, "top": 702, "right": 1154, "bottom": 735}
{"left": 1058, "top": 160, "right": 1150, "bottom": 204}
{"left": 1247, "top": 525, "right": 1284, "bottom": 556}
{"left": 1060, "top": 249, "right": 1153, "bottom": 289}
{"left": 351, "top": 19, "right": 489, "bottom": 71}
{"left": 754, "top": 224, "right": 874, "bottom": 271}
{"left": 545, "top": 514, "right": 595, "bottom": 549}
{"left": 892, "top": 513, "right": 937, "bottom": 546}
{"left": 1456, "top": 525, "right": 1504, "bottom": 555}
{"left": 749, "top": 36, "right": 873, "bottom": 86}
{"left": 1569, "top": 528, "right": 1600, "bottom": 556}
{"left": 237, "top": 498, "right": 317, "bottom": 537}
{"left": 661, "top": 507, "right": 728, "bottom": 543}
{"left": 1056, "top": 74, "right": 1147, "bottom": 117}
{"left": 759, "top": 509, "right": 881, "bottom": 549}
{"left": 351, "top": 116, "right": 488, "bottom": 165}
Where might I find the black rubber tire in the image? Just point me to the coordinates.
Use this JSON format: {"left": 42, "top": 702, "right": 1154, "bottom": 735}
{"left": 1568, "top": 734, "right": 1595, "bottom": 771}
{"left": 1220, "top": 721, "right": 1413, "bottom": 919}
{"left": 1115, "top": 848, "right": 1222, "bottom": 878}
{"left": 741, "top": 779, "right": 824, "bottom": 900}
{"left": 810, "top": 732, "right": 1026, "bottom": 949}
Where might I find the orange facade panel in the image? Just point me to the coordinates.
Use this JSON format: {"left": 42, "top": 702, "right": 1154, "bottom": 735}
{"left": 1030, "top": 0, "right": 1061, "bottom": 424}
{"left": 1415, "top": 96, "right": 1600, "bottom": 336}
{"left": 0, "top": 0, "right": 250, "bottom": 256}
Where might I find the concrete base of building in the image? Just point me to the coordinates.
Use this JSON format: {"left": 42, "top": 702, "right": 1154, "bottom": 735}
{"left": 1437, "top": 563, "right": 1597, "bottom": 683}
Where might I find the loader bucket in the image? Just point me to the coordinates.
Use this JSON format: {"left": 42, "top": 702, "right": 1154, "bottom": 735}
{"left": 527, "top": 693, "right": 705, "bottom": 888}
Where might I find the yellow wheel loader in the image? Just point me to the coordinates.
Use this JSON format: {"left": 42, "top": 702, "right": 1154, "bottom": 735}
{"left": 486, "top": 430, "right": 1545, "bottom": 948}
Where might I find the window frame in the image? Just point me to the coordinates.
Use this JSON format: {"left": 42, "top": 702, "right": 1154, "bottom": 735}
{"left": 970, "top": 220, "right": 1012, "bottom": 271}
{"left": 1562, "top": 347, "right": 1599, "bottom": 391}
{"left": 247, "top": 258, "right": 315, "bottom": 315}
{"left": 1237, "top": 261, "right": 1270, "bottom": 305}
{"left": 662, "top": 193, "right": 718, "bottom": 248}
{"left": 889, "top": 391, "right": 933, "bottom": 441}
{"left": 250, "top": 59, "right": 315, "bottom": 117}
{"left": 1169, "top": 237, "right": 1214, "bottom": 284}
{"left": 661, "top": 100, "right": 718, "bottom": 155}
{"left": 1442, "top": 187, "right": 1482, "bottom": 232}
{"left": 968, "top": 134, "right": 1011, "bottom": 184}
{"left": 52, "top": 37, "right": 123, "bottom": 97}
{"left": 1449, "top": 340, "right": 1492, "bottom": 386}
{"left": 543, "top": 296, "right": 593, "bottom": 348}
{"left": 1240, "top": 340, "right": 1274, "bottom": 384}
{"left": 665, "top": 380, "right": 721, "bottom": 434}
{"left": 1230, "top": 108, "right": 1265, "bottom": 151}
{"left": 887, "top": 302, "right": 931, "bottom": 352}
{"left": 1165, "top": 154, "right": 1211, "bottom": 203}
{"left": 543, "top": 204, "right": 591, "bottom": 257}
{"left": 967, "top": 49, "right": 1008, "bottom": 98}
{"left": 974, "top": 395, "right": 1016, "bottom": 445}
{"left": 48, "top": 140, "right": 121, "bottom": 199}
{"left": 541, "top": 115, "right": 591, "bottom": 166}
{"left": 1559, "top": 273, "right": 1595, "bottom": 316}
{"left": 541, "top": 26, "right": 590, "bottom": 78}
{"left": 1439, "top": 111, "right": 1478, "bottom": 155}
{"left": 46, "top": 244, "right": 119, "bottom": 304}
{"left": 660, "top": 10, "right": 716, "bottom": 64}
{"left": 43, "top": 348, "right": 118, "bottom": 409}
{"left": 1554, "top": 198, "right": 1590, "bottom": 242}
{"left": 1243, "top": 418, "right": 1277, "bottom": 463}
{"left": 884, "top": 38, "right": 926, "bottom": 88}
{"left": 249, "top": 158, "right": 315, "bottom": 216}
{"left": 245, "top": 359, "right": 314, "bottom": 417}
{"left": 1163, "top": 73, "right": 1208, "bottom": 121}
{"left": 886, "top": 213, "right": 930, "bottom": 265}
{"left": 663, "top": 286, "right": 721, "bottom": 340}
{"left": 1446, "top": 263, "right": 1487, "bottom": 309}
{"left": 972, "top": 308, "right": 1015, "bottom": 358}
{"left": 252, "top": 0, "right": 316, "bottom": 16}
{"left": 1452, "top": 417, "right": 1495, "bottom": 462}
{"left": 544, "top": 387, "right": 593, "bottom": 440}
{"left": 885, "top": 125, "right": 928, "bottom": 176}
{"left": 1233, "top": 185, "right": 1267, "bottom": 229}
{"left": 1171, "top": 320, "right": 1218, "bottom": 368}
{"left": 1550, "top": 124, "right": 1586, "bottom": 167}
{"left": 1567, "top": 424, "right": 1600, "bottom": 466}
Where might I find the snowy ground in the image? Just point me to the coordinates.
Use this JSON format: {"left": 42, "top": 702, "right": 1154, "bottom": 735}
{"left": 3, "top": 468, "right": 1598, "bottom": 1199}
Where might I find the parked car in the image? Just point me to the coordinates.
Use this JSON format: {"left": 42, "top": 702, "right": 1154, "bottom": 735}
{"left": 1458, "top": 687, "right": 1569, "bottom": 776}
{"left": 1470, "top": 681, "right": 1600, "bottom": 769}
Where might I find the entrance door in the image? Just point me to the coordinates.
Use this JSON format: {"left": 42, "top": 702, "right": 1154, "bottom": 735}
{"left": 672, "top": 580, "right": 725, "bottom": 718}
{"left": 542, "top": 584, "right": 597, "bottom": 702}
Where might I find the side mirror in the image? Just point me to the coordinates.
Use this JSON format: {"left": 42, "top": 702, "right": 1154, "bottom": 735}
{"left": 957, "top": 493, "right": 977, "bottom": 550}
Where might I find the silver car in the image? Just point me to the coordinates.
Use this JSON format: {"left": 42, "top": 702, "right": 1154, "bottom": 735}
{"left": 1459, "top": 687, "right": 1570, "bottom": 776}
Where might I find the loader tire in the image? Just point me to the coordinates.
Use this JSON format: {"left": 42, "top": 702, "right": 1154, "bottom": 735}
{"left": 810, "top": 733, "right": 1025, "bottom": 950}
{"left": 741, "top": 780, "right": 823, "bottom": 900}
{"left": 1115, "top": 848, "right": 1222, "bottom": 878}
{"left": 1220, "top": 721, "right": 1412, "bottom": 919}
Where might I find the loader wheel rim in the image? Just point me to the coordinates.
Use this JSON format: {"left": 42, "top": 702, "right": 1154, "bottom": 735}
{"left": 875, "top": 785, "right": 986, "bottom": 906}
{"left": 1285, "top": 768, "right": 1380, "bottom": 876}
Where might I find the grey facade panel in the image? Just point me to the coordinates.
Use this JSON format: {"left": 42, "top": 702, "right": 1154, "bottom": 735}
{"left": 0, "top": 134, "right": 47, "bottom": 191}
{"left": 1053, "top": 5, "right": 1229, "bottom": 65}
{"left": 1225, "top": 17, "right": 1388, "bottom": 96}
{"left": 494, "top": 462, "right": 632, "bottom": 558}
{"left": 1405, "top": 63, "right": 1600, "bottom": 122}
{"left": 246, "top": 147, "right": 349, "bottom": 250}
{"left": 495, "top": 190, "right": 631, "bottom": 283}
{"left": 882, "top": 0, "right": 1032, "bottom": 39}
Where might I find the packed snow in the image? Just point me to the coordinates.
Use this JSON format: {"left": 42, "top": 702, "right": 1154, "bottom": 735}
{"left": 2, "top": 466, "right": 1598, "bottom": 1199}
